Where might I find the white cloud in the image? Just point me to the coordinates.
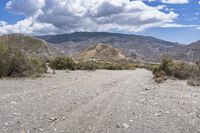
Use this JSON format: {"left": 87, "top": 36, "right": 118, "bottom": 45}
{"left": 161, "top": 23, "right": 197, "bottom": 28}
{"left": 0, "top": 0, "right": 181, "bottom": 35}
{"left": 0, "top": 21, "right": 8, "bottom": 27}
{"left": 0, "top": 11, "right": 60, "bottom": 35}
{"left": 6, "top": 0, "right": 45, "bottom": 15}
{"left": 161, "top": 0, "right": 189, "bottom": 4}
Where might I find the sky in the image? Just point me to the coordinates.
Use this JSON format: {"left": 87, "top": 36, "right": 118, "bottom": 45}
{"left": 0, "top": 0, "right": 200, "bottom": 44}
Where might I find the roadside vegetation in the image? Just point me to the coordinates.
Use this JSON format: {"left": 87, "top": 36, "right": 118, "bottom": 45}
{"left": 151, "top": 56, "right": 200, "bottom": 86}
{"left": 49, "top": 57, "right": 136, "bottom": 71}
{"left": 48, "top": 56, "right": 76, "bottom": 70}
{"left": 0, "top": 43, "right": 47, "bottom": 78}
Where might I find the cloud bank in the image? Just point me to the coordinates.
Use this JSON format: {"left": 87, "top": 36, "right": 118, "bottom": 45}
{"left": 0, "top": 0, "right": 185, "bottom": 35}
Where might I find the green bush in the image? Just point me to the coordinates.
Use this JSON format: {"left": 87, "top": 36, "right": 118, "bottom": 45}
{"left": 0, "top": 43, "right": 47, "bottom": 78}
{"left": 172, "top": 62, "right": 192, "bottom": 79}
{"left": 159, "top": 56, "right": 174, "bottom": 76}
{"left": 49, "top": 56, "right": 75, "bottom": 70}
{"left": 151, "top": 56, "right": 200, "bottom": 86}
{"left": 103, "top": 63, "right": 123, "bottom": 70}
{"left": 29, "top": 59, "right": 47, "bottom": 74}
{"left": 76, "top": 61, "right": 100, "bottom": 70}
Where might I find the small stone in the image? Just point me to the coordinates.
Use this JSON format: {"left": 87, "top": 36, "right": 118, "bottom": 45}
{"left": 11, "top": 101, "right": 17, "bottom": 104}
{"left": 39, "top": 128, "right": 44, "bottom": 132}
{"left": 129, "top": 120, "right": 133, "bottom": 122}
{"left": 154, "top": 113, "right": 161, "bottom": 117}
{"left": 145, "top": 88, "right": 150, "bottom": 91}
{"left": 116, "top": 125, "right": 120, "bottom": 128}
{"left": 122, "top": 123, "right": 129, "bottom": 129}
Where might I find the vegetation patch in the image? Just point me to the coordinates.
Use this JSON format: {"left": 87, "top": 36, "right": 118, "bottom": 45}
{"left": 0, "top": 43, "right": 47, "bottom": 78}
{"left": 49, "top": 56, "right": 137, "bottom": 71}
{"left": 49, "top": 56, "right": 76, "bottom": 70}
{"left": 151, "top": 56, "right": 200, "bottom": 86}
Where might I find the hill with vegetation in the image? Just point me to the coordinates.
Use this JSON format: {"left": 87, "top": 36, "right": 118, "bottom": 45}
{"left": 0, "top": 34, "right": 62, "bottom": 59}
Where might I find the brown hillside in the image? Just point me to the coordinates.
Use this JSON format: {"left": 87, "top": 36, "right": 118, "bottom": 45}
{"left": 0, "top": 34, "right": 62, "bottom": 59}
{"left": 72, "top": 44, "right": 127, "bottom": 61}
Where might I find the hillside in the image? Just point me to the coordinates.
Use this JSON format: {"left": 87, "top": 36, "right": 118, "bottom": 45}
{"left": 174, "top": 40, "right": 200, "bottom": 62}
{"left": 72, "top": 44, "right": 127, "bottom": 61}
{"left": 0, "top": 34, "right": 62, "bottom": 59}
{"left": 2, "top": 32, "right": 199, "bottom": 63}
{"left": 38, "top": 32, "right": 182, "bottom": 62}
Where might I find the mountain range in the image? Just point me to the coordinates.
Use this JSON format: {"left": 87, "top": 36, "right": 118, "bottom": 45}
{"left": 38, "top": 32, "right": 200, "bottom": 62}
{"left": 0, "top": 32, "right": 200, "bottom": 63}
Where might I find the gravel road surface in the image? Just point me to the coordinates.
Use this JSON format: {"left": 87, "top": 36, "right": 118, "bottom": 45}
{"left": 0, "top": 69, "right": 200, "bottom": 133}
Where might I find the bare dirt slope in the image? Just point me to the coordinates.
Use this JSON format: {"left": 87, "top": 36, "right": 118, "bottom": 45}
{"left": 0, "top": 69, "right": 200, "bottom": 133}
{"left": 72, "top": 44, "right": 127, "bottom": 61}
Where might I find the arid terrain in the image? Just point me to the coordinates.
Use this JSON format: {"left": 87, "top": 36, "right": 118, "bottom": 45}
{"left": 0, "top": 69, "right": 200, "bottom": 133}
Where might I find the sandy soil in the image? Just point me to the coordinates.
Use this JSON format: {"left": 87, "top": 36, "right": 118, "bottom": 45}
{"left": 0, "top": 69, "right": 200, "bottom": 133}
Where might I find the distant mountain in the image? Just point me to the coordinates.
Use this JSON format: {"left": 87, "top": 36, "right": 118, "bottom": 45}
{"left": 0, "top": 34, "right": 62, "bottom": 59}
{"left": 2, "top": 32, "right": 199, "bottom": 63}
{"left": 72, "top": 44, "right": 127, "bottom": 61}
{"left": 174, "top": 40, "right": 200, "bottom": 62}
{"left": 38, "top": 32, "right": 183, "bottom": 62}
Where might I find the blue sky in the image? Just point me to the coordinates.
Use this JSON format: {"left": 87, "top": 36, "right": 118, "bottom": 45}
{"left": 0, "top": 0, "right": 200, "bottom": 44}
{"left": 0, "top": 0, "right": 24, "bottom": 24}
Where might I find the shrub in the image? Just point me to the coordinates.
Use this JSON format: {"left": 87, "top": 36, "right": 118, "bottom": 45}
{"left": 103, "top": 63, "right": 123, "bottom": 70}
{"left": 152, "top": 65, "right": 160, "bottom": 74}
{"left": 49, "top": 56, "right": 75, "bottom": 70}
{"left": 196, "top": 61, "right": 200, "bottom": 76}
{"left": 76, "top": 61, "right": 100, "bottom": 70}
{"left": 0, "top": 43, "right": 47, "bottom": 78}
{"left": 29, "top": 59, "right": 47, "bottom": 74}
{"left": 103, "top": 63, "right": 135, "bottom": 70}
{"left": 159, "top": 56, "right": 174, "bottom": 76}
{"left": 150, "top": 56, "right": 200, "bottom": 86}
{"left": 172, "top": 62, "right": 191, "bottom": 79}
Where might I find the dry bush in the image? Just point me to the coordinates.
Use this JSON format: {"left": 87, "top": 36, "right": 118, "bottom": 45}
{"left": 76, "top": 61, "right": 100, "bottom": 70}
{"left": 49, "top": 56, "right": 76, "bottom": 70}
{"left": 151, "top": 56, "right": 200, "bottom": 86}
{"left": 0, "top": 43, "right": 47, "bottom": 78}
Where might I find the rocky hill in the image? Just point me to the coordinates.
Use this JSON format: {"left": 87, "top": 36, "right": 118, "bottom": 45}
{"left": 0, "top": 34, "right": 62, "bottom": 59}
{"left": 72, "top": 44, "right": 127, "bottom": 61}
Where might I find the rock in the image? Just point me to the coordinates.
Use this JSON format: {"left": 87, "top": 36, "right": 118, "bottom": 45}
{"left": 145, "top": 88, "right": 150, "bottom": 91}
{"left": 39, "top": 128, "right": 44, "bottom": 132}
{"left": 154, "top": 113, "right": 161, "bottom": 117}
{"left": 116, "top": 125, "right": 120, "bottom": 128}
{"left": 11, "top": 101, "right": 17, "bottom": 104}
{"left": 122, "top": 123, "right": 129, "bottom": 129}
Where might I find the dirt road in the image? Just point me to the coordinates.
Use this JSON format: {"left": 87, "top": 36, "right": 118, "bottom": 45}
{"left": 0, "top": 69, "right": 200, "bottom": 133}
